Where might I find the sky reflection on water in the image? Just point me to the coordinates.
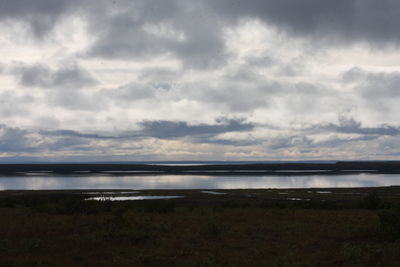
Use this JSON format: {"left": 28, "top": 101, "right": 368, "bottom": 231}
{"left": 1, "top": 174, "right": 400, "bottom": 190}
{"left": 85, "top": 196, "right": 184, "bottom": 201}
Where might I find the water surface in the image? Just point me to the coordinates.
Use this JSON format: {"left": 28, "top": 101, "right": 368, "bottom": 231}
{"left": 1, "top": 173, "right": 400, "bottom": 190}
{"left": 85, "top": 196, "right": 184, "bottom": 201}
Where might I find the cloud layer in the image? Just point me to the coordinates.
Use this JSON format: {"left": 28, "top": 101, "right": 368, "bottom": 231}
{"left": 1, "top": 0, "right": 400, "bottom": 161}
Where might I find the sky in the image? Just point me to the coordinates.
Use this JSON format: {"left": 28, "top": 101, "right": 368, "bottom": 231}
{"left": 1, "top": 0, "right": 400, "bottom": 162}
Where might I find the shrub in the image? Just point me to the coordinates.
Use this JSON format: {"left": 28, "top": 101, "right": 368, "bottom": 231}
{"left": 361, "top": 191, "right": 382, "bottom": 210}
{"left": 378, "top": 207, "right": 400, "bottom": 241}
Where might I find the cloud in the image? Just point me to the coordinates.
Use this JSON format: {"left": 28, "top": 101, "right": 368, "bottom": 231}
{"left": 315, "top": 135, "right": 379, "bottom": 148}
{"left": 2, "top": 1, "right": 400, "bottom": 160}
{"left": 0, "top": 0, "right": 80, "bottom": 38}
{"left": 2, "top": 0, "right": 400, "bottom": 72}
{"left": 13, "top": 62, "right": 97, "bottom": 89}
{"left": 138, "top": 67, "right": 179, "bottom": 83}
{"left": 308, "top": 116, "right": 400, "bottom": 136}
{"left": 0, "top": 124, "right": 96, "bottom": 154}
{"left": 0, "top": 91, "right": 35, "bottom": 117}
{"left": 42, "top": 129, "right": 117, "bottom": 140}
{"left": 38, "top": 118, "right": 255, "bottom": 142}
{"left": 84, "top": 0, "right": 228, "bottom": 69}
{"left": 138, "top": 118, "right": 254, "bottom": 138}
{"left": 181, "top": 80, "right": 279, "bottom": 113}
{"left": 343, "top": 67, "right": 400, "bottom": 99}
{"left": 0, "top": 118, "right": 256, "bottom": 159}
{"left": 98, "top": 82, "right": 163, "bottom": 103}
{"left": 0, "top": 0, "right": 228, "bottom": 69}
{"left": 267, "top": 136, "right": 313, "bottom": 150}
{"left": 212, "top": 0, "right": 400, "bottom": 46}
{"left": 0, "top": 125, "right": 37, "bottom": 152}
{"left": 196, "top": 138, "right": 260, "bottom": 147}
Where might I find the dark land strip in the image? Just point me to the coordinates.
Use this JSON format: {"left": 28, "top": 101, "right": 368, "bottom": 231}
{"left": 1, "top": 161, "right": 400, "bottom": 176}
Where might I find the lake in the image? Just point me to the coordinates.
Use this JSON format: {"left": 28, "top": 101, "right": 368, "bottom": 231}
{"left": 1, "top": 173, "right": 400, "bottom": 190}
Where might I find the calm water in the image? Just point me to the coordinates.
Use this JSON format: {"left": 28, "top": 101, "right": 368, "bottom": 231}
{"left": 85, "top": 196, "right": 184, "bottom": 201}
{"left": 1, "top": 173, "right": 400, "bottom": 190}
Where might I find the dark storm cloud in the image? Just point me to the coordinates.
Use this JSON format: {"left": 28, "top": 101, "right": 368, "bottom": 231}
{"left": 308, "top": 116, "right": 400, "bottom": 136}
{"left": 13, "top": 63, "right": 97, "bottom": 89}
{"left": 212, "top": 0, "right": 400, "bottom": 45}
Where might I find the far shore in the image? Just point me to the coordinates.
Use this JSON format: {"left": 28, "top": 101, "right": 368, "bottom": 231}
{"left": 1, "top": 161, "right": 400, "bottom": 176}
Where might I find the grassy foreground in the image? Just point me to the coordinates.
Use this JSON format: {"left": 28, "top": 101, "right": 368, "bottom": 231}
{"left": 1, "top": 187, "right": 400, "bottom": 266}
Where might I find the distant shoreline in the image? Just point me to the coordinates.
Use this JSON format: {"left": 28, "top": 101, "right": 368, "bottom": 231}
{"left": 1, "top": 161, "right": 400, "bottom": 176}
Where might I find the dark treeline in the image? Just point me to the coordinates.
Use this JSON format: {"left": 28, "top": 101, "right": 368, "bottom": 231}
{"left": 1, "top": 161, "right": 400, "bottom": 175}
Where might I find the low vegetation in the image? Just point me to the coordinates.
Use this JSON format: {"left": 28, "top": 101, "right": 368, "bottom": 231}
{"left": 1, "top": 188, "right": 400, "bottom": 266}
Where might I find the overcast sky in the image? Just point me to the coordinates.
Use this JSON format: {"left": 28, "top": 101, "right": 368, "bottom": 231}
{"left": 1, "top": 0, "right": 400, "bottom": 162}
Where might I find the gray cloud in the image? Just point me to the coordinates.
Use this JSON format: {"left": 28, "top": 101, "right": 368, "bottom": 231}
{"left": 138, "top": 118, "right": 254, "bottom": 138}
{"left": 13, "top": 62, "right": 97, "bottom": 89}
{"left": 85, "top": 0, "right": 227, "bottom": 69}
{"left": 0, "top": 91, "right": 35, "bottom": 117}
{"left": 2, "top": 0, "right": 400, "bottom": 73}
{"left": 0, "top": 0, "right": 81, "bottom": 38}
{"left": 46, "top": 89, "right": 101, "bottom": 111}
{"left": 2, "top": 1, "right": 400, "bottom": 161}
{"left": 0, "top": 119, "right": 257, "bottom": 158}
{"left": 138, "top": 67, "right": 179, "bottom": 83}
{"left": 316, "top": 135, "right": 379, "bottom": 148}
{"left": 6, "top": 0, "right": 400, "bottom": 46}
{"left": 0, "top": 125, "right": 36, "bottom": 152}
{"left": 0, "top": 0, "right": 227, "bottom": 69}
{"left": 39, "top": 118, "right": 255, "bottom": 141}
{"left": 266, "top": 134, "right": 381, "bottom": 152}
{"left": 98, "top": 82, "right": 162, "bottom": 104}
{"left": 308, "top": 116, "right": 400, "bottom": 136}
{"left": 0, "top": 125, "right": 95, "bottom": 154}
{"left": 343, "top": 67, "right": 400, "bottom": 99}
{"left": 184, "top": 81, "right": 278, "bottom": 112}
{"left": 268, "top": 136, "right": 313, "bottom": 150}
{"left": 42, "top": 129, "right": 116, "bottom": 140}
{"left": 45, "top": 137, "right": 91, "bottom": 151}
{"left": 197, "top": 138, "right": 260, "bottom": 147}
{"left": 212, "top": 0, "right": 400, "bottom": 46}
